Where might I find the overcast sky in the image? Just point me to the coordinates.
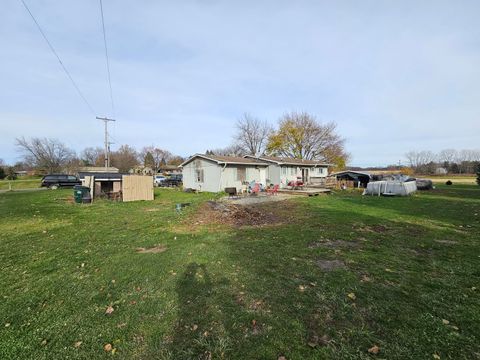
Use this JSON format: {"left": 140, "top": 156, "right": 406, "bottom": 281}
{"left": 1, "top": 0, "right": 479, "bottom": 167}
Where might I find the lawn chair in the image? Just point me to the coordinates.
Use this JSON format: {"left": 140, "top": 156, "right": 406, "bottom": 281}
{"left": 250, "top": 183, "right": 260, "bottom": 195}
{"left": 267, "top": 184, "right": 279, "bottom": 195}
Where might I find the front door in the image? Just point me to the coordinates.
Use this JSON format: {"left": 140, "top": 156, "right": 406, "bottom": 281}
{"left": 301, "top": 168, "right": 309, "bottom": 184}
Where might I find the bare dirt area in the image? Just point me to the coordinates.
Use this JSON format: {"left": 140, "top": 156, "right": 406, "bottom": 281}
{"left": 136, "top": 244, "right": 168, "bottom": 253}
{"left": 308, "top": 239, "right": 361, "bottom": 249}
{"left": 223, "top": 194, "right": 291, "bottom": 205}
{"left": 190, "top": 199, "right": 298, "bottom": 227}
{"left": 316, "top": 259, "right": 347, "bottom": 271}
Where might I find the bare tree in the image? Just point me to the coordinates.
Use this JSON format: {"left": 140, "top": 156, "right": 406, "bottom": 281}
{"left": 438, "top": 149, "right": 457, "bottom": 164}
{"left": 266, "top": 111, "right": 349, "bottom": 167}
{"left": 405, "top": 150, "right": 435, "bottom": 168}
{"left": 168, "top": 155, "right": 185, "bottom": 166}
{"left": 110, "top": 145, "right": 139, "bottom": 173}
{"left": 139, "top": 146, "right": 173, "bottom": 172}
{"left": 15, "top": 137, "right": 75, "bottom": 173}
{"left": 405, "top": 150, "right": 437, "bottom": 174}
{"left": 233, "top": 113, "right": 272, "bottom": 156}
{"left": 80, "top": 147, "right": 104, "bottom": 166}
{"left": 209, "top": 144, "right": 245, "bottom": 157}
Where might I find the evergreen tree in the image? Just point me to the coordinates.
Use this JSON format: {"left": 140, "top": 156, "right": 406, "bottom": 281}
{"left": 144, "top": 151, "right": 155, "bottom": 168}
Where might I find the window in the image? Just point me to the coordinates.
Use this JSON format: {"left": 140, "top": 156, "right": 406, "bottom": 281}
{"left": 195, "top": 169, "right": 204, "bottom": 183}
{"left": 282, "top": 167, "right": 287, "bottom": 175}
{"left": 68, "top": 175, "right": 77, "bottom": 181}
{"left": 236, "top": 167, "right": 246, "bottom": 182}
{"left": 290, "top": 167, "right": 296, "bottom": 175}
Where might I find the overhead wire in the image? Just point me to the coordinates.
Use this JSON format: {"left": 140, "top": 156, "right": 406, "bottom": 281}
{"left": 19, "top": 0, "right": 96, "bottom": 115}
{"left": 99, "top": 0, "right": 115, "bottom": 117}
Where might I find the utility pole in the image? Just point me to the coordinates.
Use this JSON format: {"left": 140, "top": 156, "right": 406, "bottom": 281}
{"left": 96, "top": 116, "right": 116, "bottom": 168}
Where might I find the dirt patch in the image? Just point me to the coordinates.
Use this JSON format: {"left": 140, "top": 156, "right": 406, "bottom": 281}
{"left": 434, "top": 240, "right": 458, "bottom": 245}
{"left": 136, "top": 244, "right": 167, "bottom": 254}
{"left": 308, "top": 239, "right": 360, "bottom": 249}
{"left": 190, "top": 200, "right": 292, "bottom": 227}
{"left": 144, "top": 208, "right": 160, "bottom": 212}
{"left": 355, "top": 224, "right": 390, "bottom": 233}
{"left": 316, "top": 259, "right": 346, "bottom": 271}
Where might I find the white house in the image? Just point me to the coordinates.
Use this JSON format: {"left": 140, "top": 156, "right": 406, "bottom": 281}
{"left": 244, "top": 155, "right": 330, "bottom": 188}
{"left": 180, "top": 154, "right": 269, "bottom": 192}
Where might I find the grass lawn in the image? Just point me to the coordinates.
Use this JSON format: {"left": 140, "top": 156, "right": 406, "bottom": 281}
{"left": 0, "top": 179, "right": 42, "bottom": 191}
{"left": 0, "top": 186, "right": 479, "bottom": 359}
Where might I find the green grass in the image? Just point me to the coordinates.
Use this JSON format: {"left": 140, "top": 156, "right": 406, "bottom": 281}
{"left": 0, "top": 179, "right": 41, "bottom": 190}
{"left": 0, "top": 186, "right": 479, "bottom": 359}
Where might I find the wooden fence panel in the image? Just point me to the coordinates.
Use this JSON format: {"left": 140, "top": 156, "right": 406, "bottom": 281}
{"left": 83, "top": 176, "right": 95, "bottom": 201}
{"left": 122, "top": 175, "right": 154, "bottom": 202}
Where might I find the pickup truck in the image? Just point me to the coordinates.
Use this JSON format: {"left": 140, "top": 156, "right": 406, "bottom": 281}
{"left": 162, "top": 174, "right": 183, "bottom": 187}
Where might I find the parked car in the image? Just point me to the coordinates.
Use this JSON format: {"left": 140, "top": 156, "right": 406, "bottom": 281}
{"left": 163, "top": 174, "right": 183, "bottom": 187}
{"left": 41, "top": 174, "right": 81, "bottom": 189}
{"left": 153, "top": 175, "right": 166, "bottom": 186}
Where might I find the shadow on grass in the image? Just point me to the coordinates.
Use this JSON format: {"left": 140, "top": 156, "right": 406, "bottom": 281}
{"left": 169, "top": 262, "right": 241, "bottom": 360}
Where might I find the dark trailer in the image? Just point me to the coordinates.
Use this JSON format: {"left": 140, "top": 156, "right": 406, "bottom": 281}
{"left": 330, "top": 171, "right": 371, "bottom": 188}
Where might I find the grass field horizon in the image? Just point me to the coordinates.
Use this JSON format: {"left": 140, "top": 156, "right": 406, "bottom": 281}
{"left": 0, "top": 186, "right": 479, "bottom": 359}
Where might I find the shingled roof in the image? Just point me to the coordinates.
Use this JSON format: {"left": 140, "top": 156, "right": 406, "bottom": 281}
{"left": 180, "top": 154, "right": 269, "bottom": 167}
{"left": 244, "top": 155, "right": 330, "bottom": 166}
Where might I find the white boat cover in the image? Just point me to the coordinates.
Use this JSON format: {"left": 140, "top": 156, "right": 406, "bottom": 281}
{"left": 363, "top": 181, "right": 417, "bottom": 196}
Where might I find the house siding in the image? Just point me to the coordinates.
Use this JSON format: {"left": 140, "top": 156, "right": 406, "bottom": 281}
{"left": 182, "top": 158, "right": 222, "bottom": 192}
{"left": 182, "top": 157, "right": 268, "bottom": 193}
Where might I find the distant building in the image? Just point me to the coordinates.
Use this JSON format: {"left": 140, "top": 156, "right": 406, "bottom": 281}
{"left": 158, "top": 165, "right": 182, "bottom": 174}
{"left": 435, "top": 167, "right": 448, "bottom": 175}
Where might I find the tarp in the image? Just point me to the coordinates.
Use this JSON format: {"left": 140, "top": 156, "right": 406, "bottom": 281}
{"left": 363, "top": 181, "right": 417, "bottom": 196}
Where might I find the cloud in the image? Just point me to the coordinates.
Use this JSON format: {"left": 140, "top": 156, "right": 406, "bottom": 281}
{"left": 1, "top": 0, "right": 479, "bottom": 166}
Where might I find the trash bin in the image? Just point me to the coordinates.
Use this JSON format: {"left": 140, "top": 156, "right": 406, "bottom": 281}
{"left": 74, "top": 185, "right": 91, "bottom": 204}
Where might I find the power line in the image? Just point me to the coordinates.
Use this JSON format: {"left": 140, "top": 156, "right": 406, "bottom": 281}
{"left": 99, "top": 0, "right": 115, "bottom": 116}
{"left": 19, "top": 0, "right": 96, "bottom": 115}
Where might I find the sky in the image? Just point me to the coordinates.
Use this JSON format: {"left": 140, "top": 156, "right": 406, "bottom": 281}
{"left": 1, "top": 0, "right": 479, "bottom": 167}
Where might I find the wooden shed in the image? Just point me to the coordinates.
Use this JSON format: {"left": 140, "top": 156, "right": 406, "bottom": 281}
{"left": 79, "top": 172, "right": 153, "bottom": 202}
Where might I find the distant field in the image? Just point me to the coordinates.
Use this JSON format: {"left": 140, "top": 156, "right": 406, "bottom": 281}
{"left": 419, "top": 175, "right": 476, "bottom": 184}
{"left": 0, "top": 179, "right": 41, "bottom": 191}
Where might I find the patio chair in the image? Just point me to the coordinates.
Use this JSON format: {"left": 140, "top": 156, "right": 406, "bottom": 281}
{"left": 250, "top": 183, "right": 260, "bottom": 195}
{"left": 267, "top": 184, "right": 279, "bottom": 195}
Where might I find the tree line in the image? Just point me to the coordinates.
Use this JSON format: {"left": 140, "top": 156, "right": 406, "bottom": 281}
{"left": 2, "top": 138, "right": 184, "bottom": 175}
{"left": 206, "top": 111, "right": 349, "bottom": 168}
{"left": 1, "top": 110, "right": 349, "bottom": 177}
{"left": 405, "top": 149, "right": 480, "bottom": 174}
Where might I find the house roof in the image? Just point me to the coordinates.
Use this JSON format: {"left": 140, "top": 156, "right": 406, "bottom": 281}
{"left": 330, "top": 170, "right": 371, "bottom": 178}
{"left": 244, "top": 155, "right": 330, "bottom": 166}
{"left": 180, "top": 154, "right": 269, "bottom": 167}
{"left": 78, "top": 166, "right": 119, "bottom": 173}
{"left": 78, "top": 172, "right": 125, "bottom": 181}
{"left": 158, "top": 165, "right": 181, "bottom": 170}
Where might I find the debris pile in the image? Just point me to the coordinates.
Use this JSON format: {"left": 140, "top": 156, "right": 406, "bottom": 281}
{"left": 198, "top": 200, "right": 281, "bottom": 226}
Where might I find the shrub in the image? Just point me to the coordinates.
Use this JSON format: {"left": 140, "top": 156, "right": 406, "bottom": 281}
{"left": 0, "top": 167, "right": 5, "bottom": 180}
{"left": 6, "top": 167, "right": 17, "bottom": 180}
{"left": 445, "top": 180, "right": 453, "bottom": 186}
